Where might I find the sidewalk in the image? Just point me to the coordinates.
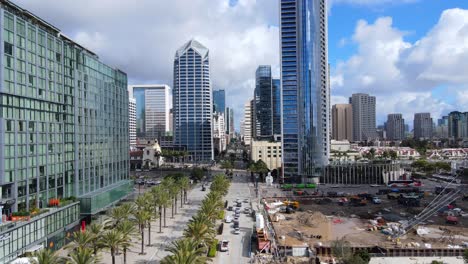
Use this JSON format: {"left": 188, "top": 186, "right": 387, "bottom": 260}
{"left": 100, "top": 184, "right": 205, "bottom": 264}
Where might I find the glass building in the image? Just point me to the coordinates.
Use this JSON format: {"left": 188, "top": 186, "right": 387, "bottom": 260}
{"left": 173, "top": 40, "right": 213, "bottom": 162}
{"left": 280, "top": 0, "right": 330, "bottom": 183}
{"left": 212, "top": 89, "right": 225, "bottom": 114}
{"left": 254, "top": 65, "right": 273, "bottom": 138}
{"left": 273, "top": 79, "right": 281, "bottom": 136}
{"left": 0, "top": 1, "right": 131, "bottom": 260}
{"left": 128, "top": 84, "right": 171, "bottom": 139}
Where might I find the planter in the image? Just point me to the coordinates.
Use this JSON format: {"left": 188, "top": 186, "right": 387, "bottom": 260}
{"left": 11, "top": 216, "right": 30, "bottom": 222}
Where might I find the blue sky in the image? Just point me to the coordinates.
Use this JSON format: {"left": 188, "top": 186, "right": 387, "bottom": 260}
{"left": 14, "top": 0, "right": 468, "bottom": 130}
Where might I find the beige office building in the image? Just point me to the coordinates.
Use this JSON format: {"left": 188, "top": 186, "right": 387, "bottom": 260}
{"left": 332, "top": 104, "right": 353, "bottom": 141}
{"left": 251, "top": 140, "right": 282, "bottom": 170}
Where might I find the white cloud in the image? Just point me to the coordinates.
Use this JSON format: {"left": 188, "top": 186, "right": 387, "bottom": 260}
{"left": 331, "top": 9, "right": 468, "bottom": 125}
{"left": 330, "top": 0, "right": 418, "bottom": 7}
{"left": 11, "top": 0, "right": 279, "bottom": 129}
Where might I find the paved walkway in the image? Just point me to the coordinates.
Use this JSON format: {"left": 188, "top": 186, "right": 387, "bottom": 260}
{"left": 100, "top": 184, "right": 206, "bottom": 264}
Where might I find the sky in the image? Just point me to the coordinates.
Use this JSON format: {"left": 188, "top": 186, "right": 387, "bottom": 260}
{"left": 12, "top": 0, "right": 468, "bottom": 130}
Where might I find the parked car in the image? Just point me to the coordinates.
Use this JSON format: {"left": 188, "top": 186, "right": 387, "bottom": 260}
{"left": 227, "top": 206, "right": 233, "bottom": 211}
{"left": 201, "top": 186, "right": 206, "bottom": 191}
{"left": 233, "top": 227, "right": 240, "bottom": 234}
{"left": 244, "top": 207, "right": 250, "bottom": 214}
{"left": 233, "top": 220, "right": 239, "bottom": 228}
{"left": 236, "top": 202, "right": 242, "bottom": 207}
{"left": 372, "top": 197, "right": 382, "bottom": 204}
{"left": 225, "top": 215, "right": 233, "bottom": 223}
{"left": 220, "top": 240, "right": 229, "bottom": 252}
{"left": 243, "top": 198, "right": 249, "bottom": 203}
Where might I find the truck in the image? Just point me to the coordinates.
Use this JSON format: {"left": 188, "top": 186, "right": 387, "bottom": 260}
{"left": 387, "top": 192, "right": 401, "bottom": 200}
{"left": 446, "top": 216, "right": 459, "bottom": 225}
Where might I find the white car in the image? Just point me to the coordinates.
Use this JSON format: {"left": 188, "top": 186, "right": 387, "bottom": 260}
{"left": 233, "top": 227, "right": 240, "bottom": 234}
{"left": 220, "top": 240, "right": 229, "bottom": 252}
{"left": 225, "top": 215, "right": 233, "bottom": 223}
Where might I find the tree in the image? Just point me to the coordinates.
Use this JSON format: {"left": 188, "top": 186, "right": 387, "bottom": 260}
{"left": 463, "top": 249, "right": 468, "bottom": 264}
{"left": 109, "top": 203, "right": 133, "bottom": 228}
{"left": 183, "top": 214, "right": 215, "bottom": 249}
{"left": 30, "top": 249, "right": 65, "bottom": 264}
{"left": 88, "top": 221, "right": 107, "bottom": 255}
{"left": 66, "top": 248, "right": 100, "bottom": 264}
{"left": 369, "top": 148, "right": 376, "bottom": 160}
{"left": 220, "top": 160, "right": 234, "bottom": 170}
{"left": 177, "top": 176, "right": 190, "bottom": 207}
{"left": 191, "top": 167, "right": 205, "bottom": 182}
{"left": 100, "top": 229, "right": 124, "bottom": 264}
{"left": 134, "top": 209, "right": 152, "bottom": 255}
{"left": 161, "top": 238, "right": 211, "bottom": 264}
{"left": 152, "top": 186, "right": 170, "bottom": 231}
{"left": 116, "top": 220, "right": 137, "bottom": 264}
{"left": 65, "top": 230, "right": 94, "bottom": 252}
{"left": 135, "top": 193, "right": 155, "bottom": 247}
{"left": 389, "top": 150, "right": 398, "bottom": 160}
{"left": 331, "top": 238, "right": 352, "bottom": 262}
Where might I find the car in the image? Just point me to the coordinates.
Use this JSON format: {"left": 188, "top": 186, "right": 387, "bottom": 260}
{"left": 234, "top": 215, "right": 239, "bottom": 220}
{"left": 236, "top": 202, "right": 242, "bottom": 207}
{"left": 225, "top": 215, "right": 233, "bottom": 223}
{"left": 220, "top": 240, "right": 229, "bottom": 252}
{"left": 233, "top": 220, "right": 239, "bottom": 228}
{"left": 372, "top": 197, "right": 382, "bottom": 204}
{"left": 243, "top": 198, "right": 249, "bottom": 203}
{"left": 233, "top": 227, "right": 240, "bottom": 234}
{"left": 201, "top": 186, "right": 206, "bottom": 191}
{"left": 227, "top": 206, "right": 233, "bottom": 211}
{"left": 244, "top": 207, "right": 250, "bottom": 214}
{"left": 235, "top": 208, "right": 240, "bottom": 214}
{"left": 236, "top": 198, "right": 241, "bottom": 203}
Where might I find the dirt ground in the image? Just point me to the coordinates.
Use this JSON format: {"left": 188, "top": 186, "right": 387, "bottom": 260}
{"left": 298, "top": 193, "right": 468, "bottom": 228}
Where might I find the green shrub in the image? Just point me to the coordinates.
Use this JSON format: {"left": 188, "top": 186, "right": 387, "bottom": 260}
{"left": 218, "top": 210, "right": 225, "bottom": 220}
{"left": 12, "top": 211, "right": 30, "bottom": 217}
{"left": 207, "top": 239, "right": 218, "bottom": 257}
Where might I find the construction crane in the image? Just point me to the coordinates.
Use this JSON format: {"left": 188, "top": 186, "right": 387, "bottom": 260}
{"left": 395, "top": 175, "right": 464, "bottom": 238}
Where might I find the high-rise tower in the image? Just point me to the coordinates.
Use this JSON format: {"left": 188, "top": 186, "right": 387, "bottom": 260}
{"left": 280, "top": 0, "right": 329, "bottom": 183}
{"left": 173, "top": 40, "right": 213, "bottom": 162}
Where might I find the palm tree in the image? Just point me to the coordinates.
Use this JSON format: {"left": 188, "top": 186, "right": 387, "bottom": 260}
{"left": 65, "top": 230, "right": 94, "bottom": 252}
{"left": 151, "top": 186, "right": 170, "bottom": 232}
{"left": 99, "top": 229, "right": 124, "bottom": 264}
{"left": 135, "top": 192, "right": 155, "bottom": 247}
{"left": 88, "top": 222, "right": 107, "bottom": 255}
{"left": 160, "top": 238, "right": 211, "bottom": 264}
{"left": 108, "top": 203, "right": 133, "bottom": 227}
{"left": 178, "top": 176, "right": 190, "bottom": 207}
{"left": 66, "top": 248, "right": 100, "bottom": 264}
{"left": 116, "top": 220, "right": 137, "bottom": 264}
{"left": 134, "top": 209, "right": 152, "bottom": 255}
{"left": 183, "top": 214, "right": 215, "bottom": 249}
{"left": 30, "top": 249, "right": 65, "bottom": 264}
{"left": 162, "top": 178, "right": 179, "bottom": 218}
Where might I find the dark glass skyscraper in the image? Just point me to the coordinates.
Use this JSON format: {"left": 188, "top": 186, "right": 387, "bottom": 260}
{"left": 273, "top": 79, "right": 281, "bottom": 135}
{"left": 213, "top": 89, "right": 225, "bottom": 114}
{"left": 254, "top": 65, "right": 273, "bottom": 138}
{"left": 280, "top": 0, "right": 329, "bottom": 183}
{"left": 173, "top": 40, "right": 213, "bottom": 162}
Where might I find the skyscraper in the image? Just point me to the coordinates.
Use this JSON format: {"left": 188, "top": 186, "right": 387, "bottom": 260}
{"left": 225, "top": 107, "right": 235, "bottom": 140}
{"left": 280, "top": 0, "right": 329, "bottom": 183}
{"left": 173, "top": 40, "right": 213, "bottom": 162}
{"left": 243, "top": 99, "right": 254, "bottom": 146}
{"left": 414, "top": 113, "right": 433, "bottom": 140}
{"left": 350, "top": 93, "right": 376, "bottom": 142}
{"left": 129, "top": 97, "right": 137, "bottom": 146}
{"left": 0, "top": 2, "right": 131, "bottom": 261}
{"left": 448, "top": 111, "right": 468, "bottom": 139}
{"left": 128, "top": 84, "right": 171, "bottom": 139}
{"left": 213, "top": 89, "right": 225, "bottom": 114}
{"left": 332, "top": 104, "right": 353, "bottom": 141}
{"left": 272, "top": 79, "right": 281, "bottom": 136}
{"left": 254, "top": 65, "right": 273, "bottom": 138}
{"left": 386, "top": 114, "right": 405, "bottom": 141}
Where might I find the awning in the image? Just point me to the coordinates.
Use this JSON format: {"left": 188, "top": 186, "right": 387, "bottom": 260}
{"left": 25, "top": 244, "right": 43, "bottom": 253}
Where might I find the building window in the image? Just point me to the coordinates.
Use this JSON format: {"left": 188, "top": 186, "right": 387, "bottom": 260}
{"left": 4, "top": 42, "right": 13, "bottom": 56}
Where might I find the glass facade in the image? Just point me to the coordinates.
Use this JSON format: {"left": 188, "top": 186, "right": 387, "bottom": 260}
{"left": 280, "top": 0, "right": 329, "bottom": 183}
{"left": 0, "top": 203, "right": 80, "bottom": 263}
{"left": 129, "top": 85, "right": 171, "bottom": 139}
{"left": 212, "top": 89, "right": 225, "bottom": 114}
{"left": 254, "top": 65, "right": 273, "bottom": 138}
{"left": 173, "top": 40, "right": 213, "bottom": 162}
{"left": 273, "top": 79, "right": 281, "bottom": 136}
{"left": 0, "top": 4, "right": 129, "bottom": 214}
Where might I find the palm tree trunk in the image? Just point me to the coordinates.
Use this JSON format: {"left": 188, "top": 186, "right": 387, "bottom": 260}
{"left": 124, "top": 247, "right": 127, "bottom": 264}
{"left": 184, "top": 189, "right": 187, "bottom": 203}
{"left": 175, "top": 197, "right": 178, "bottom": 214}
{"left": 164, "top": 206, "right": 167, "bottom": 227}
{"left": 140, "top": 229, "right": 145, "bottom": 255}
{"left": 180, "top": 192, "right": 183, "bottom": 208}
{"left": 148, "top": 222, "right": 152, "bottom": 246}
{"left": 111, "top": 249, "right": 116, "bottom": 264}
{"left": 159, "top": 206, "right": 163, "bottom": 233}
{"left": 171, "top": 200, "right": 174, "bottom": 219}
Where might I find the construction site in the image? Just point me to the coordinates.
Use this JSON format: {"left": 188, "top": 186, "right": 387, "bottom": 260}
{"left": 254, "top": 181, "right": 468, "bottom": 263}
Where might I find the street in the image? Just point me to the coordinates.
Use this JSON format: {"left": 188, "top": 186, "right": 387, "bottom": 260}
{"left": 214, "top": 171, "right": 254, "bottom": 264}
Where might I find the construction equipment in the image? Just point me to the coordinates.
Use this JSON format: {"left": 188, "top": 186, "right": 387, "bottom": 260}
{"left": 283, "top": 200, "right": 299, "bottom": 209}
